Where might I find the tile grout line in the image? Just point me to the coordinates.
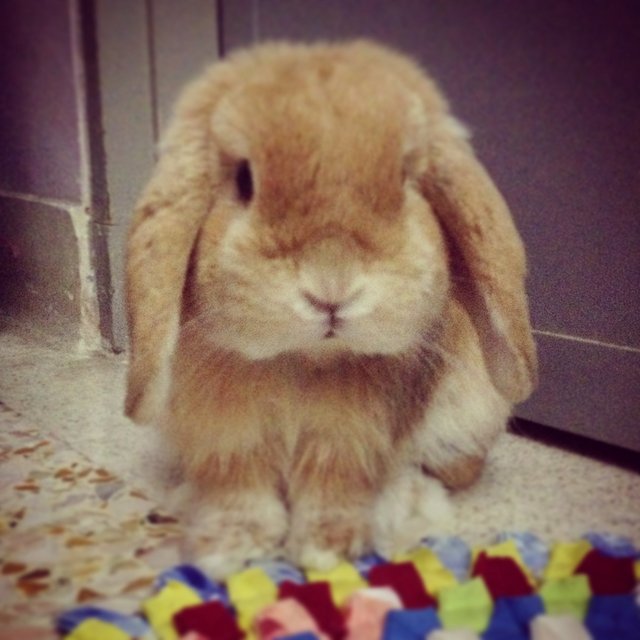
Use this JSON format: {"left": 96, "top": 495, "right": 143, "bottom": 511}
{"left": 533, "top": 329, "right": 640, "bottom": 354}
{"left": 0, "top": 188, "right": 79, "bottom": 211}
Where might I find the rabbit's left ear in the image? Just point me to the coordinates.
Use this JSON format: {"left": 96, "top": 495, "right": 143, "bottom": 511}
{"left": 420, "top": 129, "right": 538, "bottom": 403}
{"left": 124, "top": 68, "right": 231, "bottom": 425}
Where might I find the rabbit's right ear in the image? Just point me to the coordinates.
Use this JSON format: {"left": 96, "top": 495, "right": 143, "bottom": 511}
{"left": 124, "top": 69, "right": 230, "bottom": 424}
{"left": 418, "top": 125, "right": 538, "bottom": 403}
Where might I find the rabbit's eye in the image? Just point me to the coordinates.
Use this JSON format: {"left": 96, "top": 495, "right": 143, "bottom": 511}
{"left": 235, "top": 160, "right": 253, "bottom": 203}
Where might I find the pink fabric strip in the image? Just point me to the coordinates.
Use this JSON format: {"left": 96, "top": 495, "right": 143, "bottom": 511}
{"left": 255, "top": 597, "right": 330, "bottom": 640}
{"left": 344, "top": 588, "right": 402, "bottom": 640}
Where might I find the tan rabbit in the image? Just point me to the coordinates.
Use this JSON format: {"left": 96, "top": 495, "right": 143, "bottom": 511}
{"left": 125, "top": 40, "right": 537, "bottom": 575}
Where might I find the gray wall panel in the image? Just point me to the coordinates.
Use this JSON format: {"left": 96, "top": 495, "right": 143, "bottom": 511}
{"left": 0, "top": 0, "right": 83, "bottom": 202}
{"left": 520, "top": 333, "right": 640, "bottom": 451}
{"left": 0, "top": 196, "right": 80, "bottom": 333}
{"left": 151, "top": 0, "right": 220, "bottom": 133}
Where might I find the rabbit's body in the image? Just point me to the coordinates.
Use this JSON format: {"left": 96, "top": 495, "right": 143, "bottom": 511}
{"left": 126, "top": 41, "right": 536, "bottom": 574}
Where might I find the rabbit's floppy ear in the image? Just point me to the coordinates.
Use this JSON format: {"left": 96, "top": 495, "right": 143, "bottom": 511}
{"left": 420, "top": 128, "right": 538, "bottom": 403}
{"left": 124, "top": 68, "right": 231, "bottom": 424}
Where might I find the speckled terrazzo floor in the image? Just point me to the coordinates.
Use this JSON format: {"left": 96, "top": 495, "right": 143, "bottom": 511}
{"left": 0, "top": 402, "right": 184, "bottom": 635}
{"left": 1, "top": 331, "right": 639, "bottom": 636}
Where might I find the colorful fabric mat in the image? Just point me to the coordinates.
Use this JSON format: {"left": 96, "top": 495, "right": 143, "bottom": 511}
{"left": 57, "top": 533, "right": 640, "bottom": 639}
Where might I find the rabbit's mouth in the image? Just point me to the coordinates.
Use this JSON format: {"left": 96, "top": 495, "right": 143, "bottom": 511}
{"left": 322, "top": 305, "right": 344, "bottom": 340}
{"left": 316, "top": 315, "right": 344, "bottom": 342}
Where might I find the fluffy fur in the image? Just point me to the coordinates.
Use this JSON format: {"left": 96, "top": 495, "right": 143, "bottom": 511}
{"left": 125, "top": 40, "right": 537, "bottom": 575}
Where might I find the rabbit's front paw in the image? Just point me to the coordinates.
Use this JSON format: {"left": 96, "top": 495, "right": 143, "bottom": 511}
{"left": 373, "top": 467, "right": 453, "bottom": 558}
{"left": 181, "top": 489, "right": 288, "bottom": 578}
{"left": 287, "top": 503, "right": 372, "bottom": 571}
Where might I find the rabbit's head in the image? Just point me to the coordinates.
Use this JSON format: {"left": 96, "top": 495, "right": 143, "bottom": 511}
{"left": 125, "top": 41, "right": 537, "bottom": 424}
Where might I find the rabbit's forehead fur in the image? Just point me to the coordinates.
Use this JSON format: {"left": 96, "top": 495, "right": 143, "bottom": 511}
{"left": 182, "top": 44, "right": 454, "bottom": 362}
{"left": 207, "top": 43, "right": 445, "bottom": 253}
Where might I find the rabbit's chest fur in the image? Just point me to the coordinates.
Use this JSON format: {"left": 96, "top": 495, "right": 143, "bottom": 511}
{"left": 165, "top": 323, "right": 446, "bottom": 485}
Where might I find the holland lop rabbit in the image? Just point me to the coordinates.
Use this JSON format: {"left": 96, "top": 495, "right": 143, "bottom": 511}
{"left": 125, "top": 41, "right": 537, "bottom": 576}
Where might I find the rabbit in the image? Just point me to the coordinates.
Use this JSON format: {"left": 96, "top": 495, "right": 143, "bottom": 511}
{"left": 124, "top": 40, "right": 537, "bottom": 576}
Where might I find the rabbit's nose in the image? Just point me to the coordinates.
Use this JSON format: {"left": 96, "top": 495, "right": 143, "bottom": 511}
{"left": 303, "top": 292, "right": 345, "bottom": 338}
{"left": 303, "top": 292, "right": 341, "bottom": 316}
